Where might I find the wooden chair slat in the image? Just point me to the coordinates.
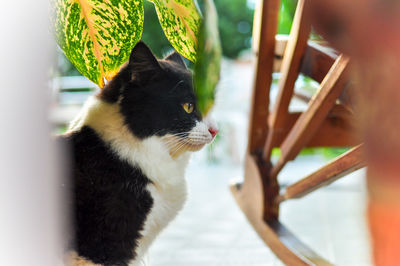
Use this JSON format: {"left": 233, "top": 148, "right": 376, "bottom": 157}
{"left": 247, "top": 0, "right": 280, "bottom": 153}
{"left": 293, "top": 91, "right": 312, "bottom": 103}
{"left": 263, "top": 0, "right": 311, "bottom": 160}
{"left": 271, "top": 55, "right": 350, "bottom": 178}
{"left": 274, "top": 36, "right": 338, "bottom": 83}
{"left": 278, "top": 144, "right": 365, "bottom": 202}
{"left": 267, "top": 108, "right": 357, "bottom": 149}
{"left": 300, "top": 41, "right": 338, "bottom": 83}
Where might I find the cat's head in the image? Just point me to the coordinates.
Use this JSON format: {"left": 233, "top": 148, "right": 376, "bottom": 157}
{"left": 97, "top": 41, "right": 218, "bottom": 157}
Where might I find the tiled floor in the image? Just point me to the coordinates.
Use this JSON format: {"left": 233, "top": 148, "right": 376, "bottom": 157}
{"left": 149, "top": 154, "right": 372, "bottom": 266}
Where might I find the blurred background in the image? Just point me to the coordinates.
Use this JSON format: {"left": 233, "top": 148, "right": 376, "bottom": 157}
{"left": 49, "top": 0, "right": 371, "bottom": 265}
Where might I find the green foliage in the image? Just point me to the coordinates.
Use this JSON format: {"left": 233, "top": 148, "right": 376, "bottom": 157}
{"left": 54, "top": 0, "right": 298, "bottom": 115}
{"left": 141, "top": 0, "right": 254, "bottom": 59}
{"left": 141, "top": 1, "right": 172, "bottom": 58}
{"left": 320, "top": 147, "right": 350, "bottom": 160}
{"left": 55, "top": 0, "right": 221, "bottom": 116}
{"left": 278, "top": 0, "right": 297, "bottom": 34}
{"left": 56, "top": 0, "right": 298, "bottom": 78}
{"left": 54, "top": 0, "right": 203, "bottom": 84}
{"left": 214, "top": 0, "right": 253, "bottom": 58}
{"left": 194, "top": 0, "right": 222, "bottom": 115}
{"left": 272, "top": 147, "right": 350, "bottom": 160}
{"left": 211, "top": 0, "right": 297, "bottom": 59}
{"left": 54, "top": 0, "right": 144, "bottom": 87}
{"left": 149, "top": 0, "right": 201, "bottom": 62}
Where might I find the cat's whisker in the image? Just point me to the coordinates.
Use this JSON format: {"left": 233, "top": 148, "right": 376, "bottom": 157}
{"left": 163, "top": 136, "right": 187, "bottom": 146}
{"left": 170, "top": 141, "right": 187, "bottom": 156}
{"left": 163, "top": 134, "right": 187, "bottom": 140}
{"left": 164, "top": 141, "right": 182, "bottom": 150}
{"left": 164, "top": 137, "right": 192, "bottom": 153}
{"left": 175, "top": 140, "right": 192, "bottom": 153}
{"left": 170, "top": 132, "right": 190, "bottom": 137}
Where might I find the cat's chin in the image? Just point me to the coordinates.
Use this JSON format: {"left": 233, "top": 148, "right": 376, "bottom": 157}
{"left": 182, "top": 142, "right": 206, "bottom": 152}
{"left": 162, "top": 135, "right": 210, "bottom": 159}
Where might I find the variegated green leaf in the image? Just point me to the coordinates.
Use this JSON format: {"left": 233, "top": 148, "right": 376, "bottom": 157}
{"left": 194, "top": 0, "right": 221, "bottom": 115}
{"left": 149, "top": 0, "right": 201, "bottom": 62}
{"left": 54, "top": 0, "right": 144, "bottom": 87}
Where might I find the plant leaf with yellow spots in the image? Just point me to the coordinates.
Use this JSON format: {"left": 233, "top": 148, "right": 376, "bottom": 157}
{"left": 149, "top": 0, "right": 201, "bottom": 62}
{"left": 194, "top": 0, "right": 221, "bottom": 115}
{"left": 54, "top": 0, "right": 143, "bottom": 88}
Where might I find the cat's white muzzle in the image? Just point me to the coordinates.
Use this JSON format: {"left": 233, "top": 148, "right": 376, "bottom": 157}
{"left": 163, "top": 117, "right": 218, "bottom": 158}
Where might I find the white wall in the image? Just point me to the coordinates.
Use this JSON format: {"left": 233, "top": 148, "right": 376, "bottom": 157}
{"left": 0, "top": 1, "right": 66, "bottom": 265}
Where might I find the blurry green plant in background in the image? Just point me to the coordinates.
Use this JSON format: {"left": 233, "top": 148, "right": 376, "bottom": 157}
{"left": 278, "top": 0, "right": 297, "bottom": 34}
{"left": 272, "top": 147, "right": 350, "bottom": 160}
{"left": 141, "top": 1, "right": 173, "bottom": 58}
{"left": 214, "top": 0, "right": 254, "bottom": 58}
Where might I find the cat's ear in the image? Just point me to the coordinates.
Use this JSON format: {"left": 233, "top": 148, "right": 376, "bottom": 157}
{"left": 165, "top": 51, "right": 186, "bottom": 68}
{"left": 129, "top": 41, "right": 161, "bottom": 71}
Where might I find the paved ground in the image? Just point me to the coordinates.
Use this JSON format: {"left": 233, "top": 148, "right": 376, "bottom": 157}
{"left": 149, "top": 154, "right": 371, "bottom": 266}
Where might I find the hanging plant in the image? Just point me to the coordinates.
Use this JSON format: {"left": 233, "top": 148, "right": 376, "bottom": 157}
{"left": 150, "top": 0, "right": 200, "bottom": 62}
{"left": 54, "top": 0, "right": 220, "bottom": 116}
{"left": 54, "top": 0, "right": 144, "bottom": 88}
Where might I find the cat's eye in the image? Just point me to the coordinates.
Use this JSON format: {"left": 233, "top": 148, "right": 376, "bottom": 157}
{"left": 183, "top": 103, "right": 194, "bottom": 114}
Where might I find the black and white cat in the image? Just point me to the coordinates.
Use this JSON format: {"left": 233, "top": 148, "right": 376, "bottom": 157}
{"left": 61, "top": 42, "right": 218, "bottom": 266}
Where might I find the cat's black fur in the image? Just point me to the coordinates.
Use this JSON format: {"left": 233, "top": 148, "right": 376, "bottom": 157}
{"left": 62, "top": 42, "right": 202, "bottom": 265}
{"left": 100, "top": 42, "right": 201, "bottom": 139}
{"left": 65, "top": 126, "right": 153, "bottom": 265}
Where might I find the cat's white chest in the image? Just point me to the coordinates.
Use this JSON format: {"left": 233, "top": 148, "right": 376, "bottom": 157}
{"left": 124, "top": 138, "right": 190, "bottom": 265}
{"left": 137, "top": 177, "right": 187, "bottom": 258}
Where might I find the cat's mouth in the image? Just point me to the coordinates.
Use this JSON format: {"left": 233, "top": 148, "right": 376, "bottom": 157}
{"left": 162, "top": 120, "right": 218, "bottom": 158}
{"left": 162, "top": 133, "right": 213, "bottom": 158}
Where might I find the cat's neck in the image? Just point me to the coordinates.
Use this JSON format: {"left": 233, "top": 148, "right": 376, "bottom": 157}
{"left": 68, "top": 96, "right": 191, "bottom": 187}
{"left": 68, "top": 96, "right": 143, "bottom": 152}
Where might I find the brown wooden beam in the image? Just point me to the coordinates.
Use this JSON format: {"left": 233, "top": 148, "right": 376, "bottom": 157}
{"left": 263, "top": 0, "right": 311, "bottom": 161}
{"left": 230, "top": 154, "right": 333, "bottom": 265}
{"left": 278, "top": 144, "right": 365, "bottom": 202}
{"left": 293, "top": 90, "right": 313, "bottom": 103}
{"left": 247, "top": 0, "right": 280, "bottom": 153}
{"left": 273, "top": 36, "right": 338, "bottom": 84}
{"left": 301, "top": 41, "right": 338, "bottom": 83}
{"left": 267, "top": 108, "right": 358, "bottom": 149}
{"left": 272, "top": 55, "right": 351, "bottom": 178}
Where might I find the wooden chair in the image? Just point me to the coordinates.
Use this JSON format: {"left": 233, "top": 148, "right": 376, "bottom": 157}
{"left": 230, "top": 0, "right": 365, "bottom": 264}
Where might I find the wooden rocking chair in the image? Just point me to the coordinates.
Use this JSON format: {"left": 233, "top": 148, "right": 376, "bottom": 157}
{"left": 230, "top": 0, "right": 365, "bottom": 264}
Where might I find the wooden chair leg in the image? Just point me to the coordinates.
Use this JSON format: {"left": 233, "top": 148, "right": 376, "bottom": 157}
{"left": 245, "top": 0, "right": 281, "bottom": 223}
{"left": 230, "top": 154, "right": 334, "bottom": 266}
{"left": 263, "top": 0, "right": 311, "bottom": 161}
{"left": 247, "top": 0, "right": 280, "bottom": 153}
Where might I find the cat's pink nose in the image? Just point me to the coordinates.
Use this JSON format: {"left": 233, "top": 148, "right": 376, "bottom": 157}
{"left": 208, "top": 127, "right": 218, "bottom": 138}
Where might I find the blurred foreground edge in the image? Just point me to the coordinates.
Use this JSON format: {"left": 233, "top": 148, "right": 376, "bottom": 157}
{"left": 310, "top": 0, "right": 400, "bottom": 265}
